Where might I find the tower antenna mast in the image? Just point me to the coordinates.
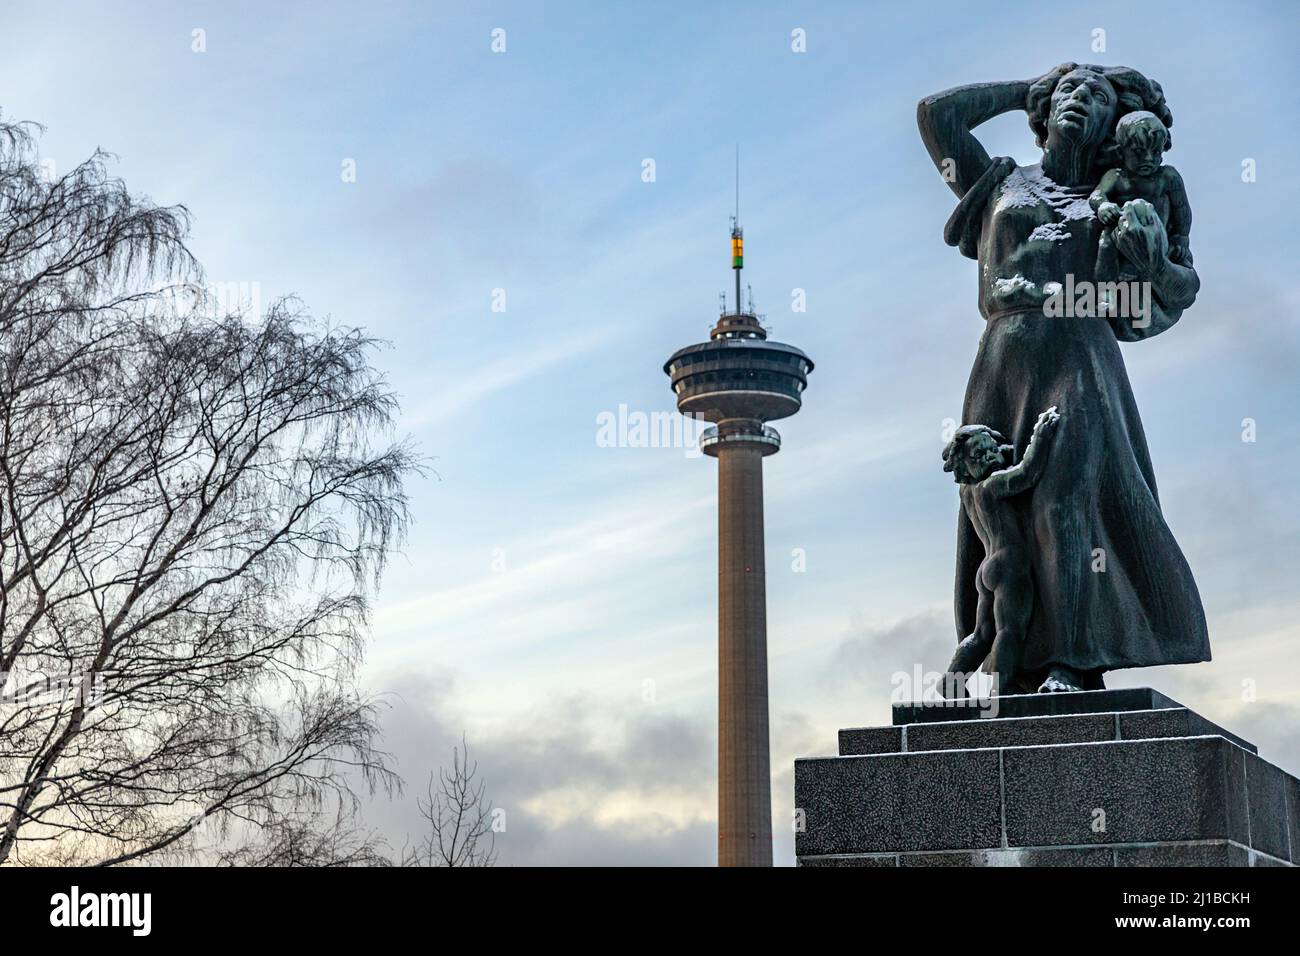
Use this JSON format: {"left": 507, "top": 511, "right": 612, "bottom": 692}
{"left": 731, "top": 145, "right": 743, "bottom": 315}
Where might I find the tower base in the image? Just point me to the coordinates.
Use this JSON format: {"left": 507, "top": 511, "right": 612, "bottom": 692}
{"left": 794, "top": 688, "right": 1297, "bottom": 867}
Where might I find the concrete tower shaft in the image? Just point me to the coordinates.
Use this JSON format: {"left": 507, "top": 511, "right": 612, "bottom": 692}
{"left": 716, "top": 441, "right": 772, "bottom": 866}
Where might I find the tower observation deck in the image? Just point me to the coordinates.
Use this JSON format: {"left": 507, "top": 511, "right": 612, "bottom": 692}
{"left": 663, "top": 218, "right": 813, "bottom": 867}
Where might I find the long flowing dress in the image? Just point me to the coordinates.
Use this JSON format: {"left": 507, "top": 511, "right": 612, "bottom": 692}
{"left": 945, "top": 158, "right": 1210, "bottom": 689}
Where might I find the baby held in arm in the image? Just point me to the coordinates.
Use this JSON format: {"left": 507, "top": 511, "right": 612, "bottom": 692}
{"left": 1090, "top": 110, "right": 1192, "bottom": 265}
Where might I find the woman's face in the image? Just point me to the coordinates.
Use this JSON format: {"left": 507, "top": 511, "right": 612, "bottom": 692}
{"left": 1047, "top": 70, "right": 1118, "bottom": 150}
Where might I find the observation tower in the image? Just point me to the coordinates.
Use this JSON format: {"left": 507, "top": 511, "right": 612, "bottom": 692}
{"left": 663, "top": 213, "right": 813, "bottom": 866}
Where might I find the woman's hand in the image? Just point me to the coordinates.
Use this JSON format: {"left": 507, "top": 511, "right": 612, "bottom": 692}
{"left": 1110, "top": 199, "right": 1169, "bottom": 279}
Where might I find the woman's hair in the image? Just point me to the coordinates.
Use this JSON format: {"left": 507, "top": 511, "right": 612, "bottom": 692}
{"left": 1025, "top": 63, "right": 1174, "bottom": 167}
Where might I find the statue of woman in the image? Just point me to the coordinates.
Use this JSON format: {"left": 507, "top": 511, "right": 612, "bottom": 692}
{"left": 917, "top": 63, "right": 1210, "bottom": 693}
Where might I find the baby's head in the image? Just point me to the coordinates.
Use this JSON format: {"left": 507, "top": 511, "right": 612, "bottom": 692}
{"left": 1114, "top": 110, "right": 1170, "bottom": 177}
{"left": 943, "top": 425, "right": 1010, "bottom": 484}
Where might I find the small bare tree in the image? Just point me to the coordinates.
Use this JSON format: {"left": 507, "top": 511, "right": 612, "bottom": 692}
{"left": 0, "top": 117, "right": 415, "bottom": 864}
{"left": 402, "top": 736, "right": 498, "bottom": 867}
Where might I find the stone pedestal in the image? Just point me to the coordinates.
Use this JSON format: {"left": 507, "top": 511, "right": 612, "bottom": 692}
{"left": 794, "top": 689, "right": 1297, "bottom": 866}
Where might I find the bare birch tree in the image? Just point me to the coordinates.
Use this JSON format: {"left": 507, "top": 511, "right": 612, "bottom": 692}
{"left": 0, "top": 117, "right": 414, "bottom": 865}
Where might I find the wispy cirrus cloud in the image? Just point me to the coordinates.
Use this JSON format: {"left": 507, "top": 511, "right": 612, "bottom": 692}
{"left": 399, "top": 326, "right": 616, "bottom": 431}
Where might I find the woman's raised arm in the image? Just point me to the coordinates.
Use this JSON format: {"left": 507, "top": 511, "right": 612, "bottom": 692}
{"left": 917, "top": 79, "right": 1031, "bottom": 198}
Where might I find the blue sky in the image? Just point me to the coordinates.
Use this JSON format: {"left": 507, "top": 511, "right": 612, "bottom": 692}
{"left": 4, "top": 0, "right": 1297, "bottom": 864}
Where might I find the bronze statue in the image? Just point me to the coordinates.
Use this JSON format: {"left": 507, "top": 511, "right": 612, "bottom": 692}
{"left": 918, "top": 63, "right": 1210, "bottom": 694}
